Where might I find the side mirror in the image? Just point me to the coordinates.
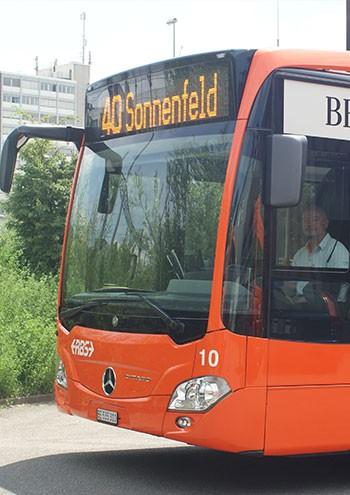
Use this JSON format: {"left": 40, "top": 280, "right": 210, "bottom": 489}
{"left": 0, "top": 125, "right": 84, "bottom": 193}
{"left": 264, "top": 134, "right": 307, "bottom": 207}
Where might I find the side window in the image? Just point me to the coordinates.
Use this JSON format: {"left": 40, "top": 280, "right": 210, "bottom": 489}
{"left": 222, "top": 130, "right": 265, "bottom": 336}
{"left": 271, "top": 137, "right": 350, "bottom": 343}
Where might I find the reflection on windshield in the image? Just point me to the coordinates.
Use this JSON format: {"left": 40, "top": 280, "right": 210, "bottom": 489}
{"left": 61, "top": 122, "right": 233, "bottom": 339}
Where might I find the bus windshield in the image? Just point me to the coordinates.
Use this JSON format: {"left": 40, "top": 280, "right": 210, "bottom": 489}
{"left": 61, "top": 121, "right": 233, "bottom": 342}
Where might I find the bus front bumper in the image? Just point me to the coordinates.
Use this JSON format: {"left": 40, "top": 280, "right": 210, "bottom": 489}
{"left": 55, "top": 378, "right": 266, "bottom": 453}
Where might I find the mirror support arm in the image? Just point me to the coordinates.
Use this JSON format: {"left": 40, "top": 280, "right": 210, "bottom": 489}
{"left": 0, "top": 125, "right": 85, "bottom": 193}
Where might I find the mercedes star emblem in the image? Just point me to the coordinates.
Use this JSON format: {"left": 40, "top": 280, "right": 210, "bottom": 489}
{"left": 102, "top": 367, "right": 116, "bottom": 396}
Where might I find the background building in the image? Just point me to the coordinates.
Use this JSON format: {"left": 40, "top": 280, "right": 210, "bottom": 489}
{"left": 0, "top": 61, "right": 90, "bottom": 223}
{"left": 38, "top": 61, "right": 90, "bottom": 129}
{"left": 0, "top": 61, "right": 90, "bottom": 147}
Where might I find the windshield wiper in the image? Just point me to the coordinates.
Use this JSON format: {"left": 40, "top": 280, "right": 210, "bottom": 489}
{"left": 59, "top": 288, "right": 154, "bottom": 320}
{"left": 59, "top": 298, "right": 116, "bottom": 320}
{"left": 131, "top": 293, "right": 185, "bottom": 336}
{"left": 59, "top": 292, "right": 185, "bottom": 336}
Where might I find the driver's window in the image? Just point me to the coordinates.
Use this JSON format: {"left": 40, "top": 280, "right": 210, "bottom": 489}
{"left": 271, "top": 136, "right": 350, "bottom": 343}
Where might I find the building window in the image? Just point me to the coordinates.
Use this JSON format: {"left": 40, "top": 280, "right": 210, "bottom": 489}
{"left": 22, "top": 80, "right": 39, "bottom": 90}
{"left": 58, "top": 84, "right": 75, "bottom": 94}
{"left": 40, "top": 82, "right": 57, "bottom": 92}
{"left": 3, "top": 94, "right": 20, "bottom": 103}
{"left": 3, "top": 77, "right": 21, "bottom": 87}
{"left": 22, "top": 95, "right": 39, "bottom": 106}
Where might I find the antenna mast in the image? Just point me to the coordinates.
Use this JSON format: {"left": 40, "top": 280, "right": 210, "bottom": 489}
{"left": 34, "top": 56, "right": 39, "bottom": 75}
{"left": 80, "top": 12, "right": 87, "bottom": 64}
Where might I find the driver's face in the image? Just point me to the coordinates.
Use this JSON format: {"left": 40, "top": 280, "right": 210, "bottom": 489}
{"left": 302, "top": 209, "right": 328, "bottom": 239}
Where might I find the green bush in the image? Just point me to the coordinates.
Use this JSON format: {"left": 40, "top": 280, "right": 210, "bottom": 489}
{"left": 0, "top": 227, "right": 21, "bottom": 271}
{"left": 0, "top": 338, "right": 21, "bottom": 398}
{"left": 0, "top": 228, "right": 57, "bottom": 399}
{"left": 4, "top": 139, "right": 75, "bottom": 276}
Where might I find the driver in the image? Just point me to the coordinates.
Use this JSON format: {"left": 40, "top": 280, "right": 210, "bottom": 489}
{"left": 291, "top": 206, "right": 349, "bottom": 298}
{"left": 292, "top": 206, "right": 349, "bottom": 270}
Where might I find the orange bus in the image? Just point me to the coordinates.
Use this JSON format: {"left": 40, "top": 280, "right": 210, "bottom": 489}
{"left": 2, "top": 49, "right": 350, "bottom": 456}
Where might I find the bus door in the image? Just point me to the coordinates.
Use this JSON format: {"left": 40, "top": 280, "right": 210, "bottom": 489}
{"left": 265, "top": 77, "right": 350, "bottom": 455}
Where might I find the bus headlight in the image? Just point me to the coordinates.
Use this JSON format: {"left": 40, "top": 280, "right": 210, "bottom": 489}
{"left": 56, "top": 360, "right": 68, "bottom": 389}
{"left": 168, "top": 376, "right": 231, "bottom": 412}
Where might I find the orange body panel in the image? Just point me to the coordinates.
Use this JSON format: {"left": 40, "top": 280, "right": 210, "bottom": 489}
{"left": 264, "top": 340, "right": 350, "bottom": 454}
{"left": 268, "top": 340, "right": 350, "bottom": 387}
{"left": 56, "top": 49, "right": 350, "bottom": 455}
{"left": 246, "top": 337, "right": 269, "bottom": 388}
{"left": 57, "top": 322, "right": 196, "bottom": 398}
{"left": 163, "top": 387, "right": 266, "bottom": 453}
{"left": 265, "top": 386, "right": 350, "bottom": 455}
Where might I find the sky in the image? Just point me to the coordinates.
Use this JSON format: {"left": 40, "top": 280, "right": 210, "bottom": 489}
{"left": 0, "top": 0, "right": 346, "bottom": 83}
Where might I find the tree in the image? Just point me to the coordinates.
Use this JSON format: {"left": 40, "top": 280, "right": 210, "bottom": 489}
{"left": 5, "top": 139, "right": 76, "bottom": 275}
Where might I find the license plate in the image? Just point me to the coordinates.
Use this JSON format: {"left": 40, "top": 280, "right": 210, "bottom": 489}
{"left": 96, "top": 408, "right": 118, "bottom": 425}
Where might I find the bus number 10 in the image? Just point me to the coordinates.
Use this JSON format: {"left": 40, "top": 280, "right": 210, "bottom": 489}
{"left": 199, "top": 349, "right": 219, "bottom": 368}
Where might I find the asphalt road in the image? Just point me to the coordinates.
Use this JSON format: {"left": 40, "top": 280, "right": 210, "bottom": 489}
{"left": 2, "top": 403, "right": 350, "bottom": 495}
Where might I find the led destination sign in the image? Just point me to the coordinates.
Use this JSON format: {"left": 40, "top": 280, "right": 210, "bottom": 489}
{"left": 87, "top": 62, "right": 231, "bottom": 138}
